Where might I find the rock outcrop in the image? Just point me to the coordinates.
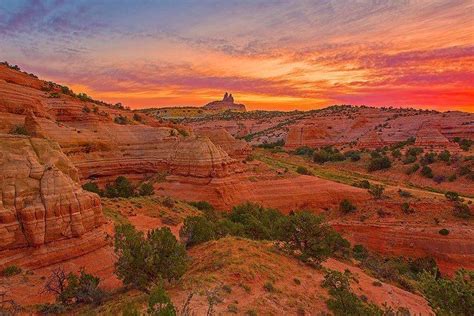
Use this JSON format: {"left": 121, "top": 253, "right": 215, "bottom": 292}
{"left": 0, "top": 135, "right": 104, "bottom": 250}
{"left": 202, "top": 92, "right": 246, "bottom": 112}
{"left": 194, "top": 127, "right": 251, "bottom": 160}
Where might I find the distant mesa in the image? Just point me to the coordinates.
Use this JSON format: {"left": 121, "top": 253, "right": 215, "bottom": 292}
{"left": 203, "top": 92, "right": 246, "bottom": 112}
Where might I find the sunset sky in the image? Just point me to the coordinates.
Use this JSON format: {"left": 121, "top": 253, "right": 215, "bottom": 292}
{"left": 0, "top": 0, "right": 473, "bottom": 111}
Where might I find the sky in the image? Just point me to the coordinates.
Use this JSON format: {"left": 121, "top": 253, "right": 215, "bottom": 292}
{"left": 0, "top": 0, "right": 473, "bottom": 112}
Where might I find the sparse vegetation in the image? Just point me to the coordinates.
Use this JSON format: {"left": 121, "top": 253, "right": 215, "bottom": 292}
{"left": 453, "top": 202, "right": 472, "bottom": 219}
{"left": 421, "top": 165, "right": 433, "bottom": 178}
{"left": 313, "top": 147, "right": 345, "bottom": 164}
{"left": 438, "top": 228, "right": 450, "bottom": 236}
{"left": 368, "top": 184, "right": 384, "bottom": 199}
{"left": 420, "top": 269, "right": 474, "bottom": 316}
{"left": 296, "top": 166, "right": 312, "bottom": 175}
{"left": 9, "top": 124, "right": 28, "bottom": 135}
{"left": 339, "top": 199, "right": 356, "bottom": 213}
{"left": 114, "top": 224, "right": 188, "bottom": 291}
{"left": 1, "top": 265, "right": 22, "bottom": 277}
{"left": 368, "top": 156, "right": 391, "bottom": 172}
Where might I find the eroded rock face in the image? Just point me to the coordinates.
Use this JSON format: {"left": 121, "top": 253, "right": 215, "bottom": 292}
{"left": 194, "top": 127, "right": 251, "bottom": 160}
{"left": 0, "top": 135, "right": 104, "bottom": 250}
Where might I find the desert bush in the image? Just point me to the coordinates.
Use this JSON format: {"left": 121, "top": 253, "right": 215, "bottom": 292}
{"left": 453, "top": 202, "right": 472, "bottom": 219}
{"left": 9, "top": 124, "right": 29, "bottom": 135}
{"left": 420, "top": 152, "right": 437, "bottom": 165}
{"left": 322, "top": 270, "right": 382, "bottom": 316}
{"left": 77, "top": 92, "right": 93, "bottom": 102}
{"left": 367, "top": 156, "right": 391, "bottom": 172}
{"left": 114, "top": 115, "right": 130, "bottom": 125}
{"left": 82, "top": 182, "right": 101, "bottom": 195}
{"left": 352, "top": 244, "right": 369, "bottom": 260}
{"left": 147, "top": 283, "right": 176, "bottom": 316}
{"left": 391, "top": 149, "right": 402, "bottom": 158}
{"left": 438, "top": 228, "right": 450, "bottom": 236}
{"left": 438, "top": 150, "right": 451, "bottom": 162}
{"left": 138, "top": 182, "right": 154, "bottom": 196}
{"left": 420, "top": 269, "right": 474, "bottom": 316}
{"left": 445, "top": 191, "right": 459, "bottom": 201}
{"left": 421, "top": 166, "right": 433, "bottom": 178}
{"left": 353, "top": 180, "right": 371, "bottom": 189}
{"left": 133, "top": 113, "right": 142, "bottom": 122}
{"left": 189, "top": 201, "right": 214, "bottom": 212}
{"left": 296, "top": 166, "right": 312, "bottom": 175}
{"left": 368, "top": 184, "right": 384, "bottom": 199}
{"left": 433, "top": 175, "right": 445, "bottom": 184}
{"left": 280, "top": 211, "right": 350, "bottom": 263}
{"left": 82, "top": 106, "right": 91, "bottom": 113}
{"left": 339, "top": 199, "right": 356, "bottom": 213}
{"left": 43, "top": 267, "right": 105, "bottom": 306}
{"left": 313, "top": 147, "right": 345, "bottom": 164}
{"left": 162, "top": 196, "right": 175, "bottom": 208}
{"left": 398, "top": 189, "right": 413, "bottom": 198}
{"left": 403, "top": 155, "right": 417, "bottom": 164}
{"left": 258, "top": 139, "right": 284, "bottom": 149}
{"left": 453, "top": 138, "right": 473, "bottom": 151}
{"left": 1, "top": 265, "right": 22, "bottom": 277}
{"left": 114, "top": 224, "right": 188, "bottom": 291}
{"left": 405, "top": 163, "right": 420, "bottom": 175}
{"left": 344, "top": 150, "right": 361, "bottom": 161}
{"left": 401, "top": 202, "right": 414, "bottom": 214}
{"left": 180, "top": 216, "right": 216, "bottom": 247}
{"left": 104, "top": 176, "right": 134, "bottom": 198}
{"left": 294, "top": 146, "right": 314, "bottom": 156}
{"left": 406, "top": 147, "right": 423, "bottom": 157}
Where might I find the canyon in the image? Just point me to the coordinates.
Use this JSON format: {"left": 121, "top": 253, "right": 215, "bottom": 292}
{"left": 0, "top": 63, "right": 472, "bottom": 314}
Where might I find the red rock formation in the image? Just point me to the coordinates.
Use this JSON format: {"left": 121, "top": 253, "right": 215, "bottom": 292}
{"left": 202, "top": 92, "right": 246, "bottom": 112}
{"left": 0, "top": 135, "right": 104, "bottom": 251}
{"left": 357, "top": 129, "right": 385, "bottom": 149}
{"left": 415, "top": 122, "right": 460, "bottom": 153}
{"left": 194, "top": 127, "right": 251, "bottom": 160}
{"left": 332, "top": 221, "right": 474, "bottom": 275}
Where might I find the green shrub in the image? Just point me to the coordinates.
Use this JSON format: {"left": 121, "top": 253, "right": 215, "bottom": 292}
{"left": 180, "top": 216, "right": 216, "bottom": 247}
{"left": 322, "top": 270, "right": 382, "bottom": 316}
{"left": 104, "top": 176, "right": 135, "bottom": 198}
{"left": 2, "top": 265, "right": 22, "bottom": 277}
{"left": 391, "top": 149, "right": 401, "bottom": 158}
{"left": 114, "top": 115, "right": 130, "bottom": 125}
{"left": 403, "top": 155, "right": 417, "bottom": 164}
{"left": 114, "top": 224, "right": 188, "bottom": 291}
{"left": 280, "top": 211, "right": 350, "bottom": 263}
{"left": 438, "top": 228, "right": 450, "bottom": 236}
{"left": 263, "top": 281, "right": 276, "bottom": 292}
{"left": 368, "top": 184, "right": 384, "bottom": 199}
{"left": 438, "top": 150, "right": 451, "bottom": 162}
{"left": 189, "top": 201, "right": 214, "bottom": 212}
{"left": 353, "top": 180, "right": 371, "bottom": 189}
{"left": 258, "top": 139, "right": 284, "bottom": 149}
{"left": 445, "top": 191, "right": 459, "bottom": 201}
{"left": 420, "top": 269, "right": 474, "bottom": 316}
{"left": 421, "top": 166, "right": 434, "bottom": 178}
{"left": 339, "top": 199, "right": 356, "bottom": 213}
{"left": 344, "top": 150, "right": 361, "bottom": 161}
{"left": 296, "top": 166, "right": 312, "bottom": 175}
{"left": 138, "top": 182, "right": 154, "bottom": 196}
{"left": 367, "top": 156, "right": 391, "bottom": 172}
{"left": 401, "top": 202, "right": 414, "bottom": 214}
{"left": 313, "top": 147, "right": 345, "bottom": 164}
{"left": 352, "top": 244, "right": 369, "bottom": 260}
{"left": 9, "top": 124, "right": 29, "bottom": 135}
{"left": 406, "top": 147, "right": 423, "bottom": 157}
{"left": 147, "top": 283, "right": 176, "bottom": 315}
{"left": 82, "top": 106, "right": 91, "bottom": 113}
{"left": 133, "top": 113, "right": 142, "bottom": 122}
{"left": 82, "top": 182, "right": 101, "bottom": 195}
{"left": 420, "top": 152, "right": 437, "bottom": 165}
{"left": 162, "top": 196, "right": 175, "bottom": 208}
{"left": 294, "top": 146, "right": 314, "bottom": 156}
{"left": 405, "top": 163, "right": 420, "bottom": 175}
